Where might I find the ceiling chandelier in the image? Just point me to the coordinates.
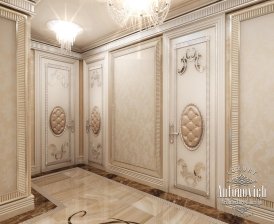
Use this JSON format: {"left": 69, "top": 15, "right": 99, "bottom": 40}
{"left": 107, "top": 0, "right": 171, "bottom": 30}
{"left": 47, "top": 20, "right": 83, "bottom": 52}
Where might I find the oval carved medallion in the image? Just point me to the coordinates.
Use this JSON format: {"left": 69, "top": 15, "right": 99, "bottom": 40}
{"left": 50, "top": 106, "right": 66, "bottom": 136}
{"left": 180, "top": 104, "right": 203, "bottom": 150}
{"left": 90, "top": 106, "right": 101, "bottom": 135}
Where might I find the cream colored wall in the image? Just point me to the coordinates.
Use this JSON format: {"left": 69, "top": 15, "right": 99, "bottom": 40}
{"left": 109, "top": 38, "right": 162, "bottom": 179}
{"left": 0, "top": 17, "right": 17, "bottom": 194}
{"left": 240, "top": 12, "right": 274, "bottom": 202}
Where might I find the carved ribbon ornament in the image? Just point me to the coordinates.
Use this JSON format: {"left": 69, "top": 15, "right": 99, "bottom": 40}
{"left": 178, "top": 48, "right": 205, "bottom": 75}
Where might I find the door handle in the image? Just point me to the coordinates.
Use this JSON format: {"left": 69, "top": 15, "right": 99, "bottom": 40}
{"left": 86, "top": 120, "right": 91, "bottom": 133}
{"left": 169, "top": 124, "right": 179, "bottom": 144}
{"left": 67, "top": 120, "right": 75, "bottom": 133}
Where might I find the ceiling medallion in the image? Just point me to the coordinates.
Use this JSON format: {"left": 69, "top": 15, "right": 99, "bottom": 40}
{"left": 47, "top": 20, "right": 83, "bottom": 52}
{"left": 107, "top": 0, "right": 171, "bottom": 30}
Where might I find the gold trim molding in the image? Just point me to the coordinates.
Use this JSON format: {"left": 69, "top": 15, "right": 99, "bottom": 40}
{"left": 0, "top": 0, "right": 35, "bottom": 15}
{"left": 228, "top": 0, "right": 274, "bottom": 219}
{"left": 0, "top": 6, "right": 31, "bottom": 205}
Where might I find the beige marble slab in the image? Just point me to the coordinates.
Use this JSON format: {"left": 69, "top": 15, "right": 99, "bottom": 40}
{"left": 26, "top": 168, "right": 225, "bottom": 224}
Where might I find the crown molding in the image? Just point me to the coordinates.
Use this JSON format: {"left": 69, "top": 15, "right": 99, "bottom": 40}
{"left": 82, "top": 0, "right": 266, "bottom": 57}
{"left": 30, "top": 0, "right": 266, "bottom": 56}
{"left": 31, "top": 41, "right": 82, "bottom": 60}
{"left": 0, "top": 0, "right": 35, "bottom": 15}
{"left": 31, "top": 31, "right": 83, "bottom": 53}
{"left": 167, "top": 0, "right": 220, "bottom": 20}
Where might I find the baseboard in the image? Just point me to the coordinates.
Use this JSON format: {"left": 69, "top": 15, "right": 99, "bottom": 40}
{"left": 0, "top": 195, "right": 34, "bottom": 222}
{"left": 107, "top": 164, "right": 167, "bottom": 191}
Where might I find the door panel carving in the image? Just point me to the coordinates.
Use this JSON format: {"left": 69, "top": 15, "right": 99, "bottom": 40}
{"left": 36, "top": 52, "right": 78, "bottom": 172}
{"left": 86, "top": 64, "right": 104, "bottom": 165}
{"left": 168, "top": 22, "right": 219, "bottom": 207}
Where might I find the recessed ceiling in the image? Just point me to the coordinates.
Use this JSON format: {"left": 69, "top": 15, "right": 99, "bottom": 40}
{"left": 31, "top": 0, "right": 219, "bottom": 52}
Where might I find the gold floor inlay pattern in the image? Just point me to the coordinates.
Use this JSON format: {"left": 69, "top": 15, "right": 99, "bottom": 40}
{"left": 27, "top": 168, "right": 225, "bottom": 224}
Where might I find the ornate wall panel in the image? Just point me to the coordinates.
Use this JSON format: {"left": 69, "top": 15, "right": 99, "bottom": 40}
{"left": 165, "top": 16, "right": 223, "bottom": 207}
{"left": 0, "top": 11, "right": 17, "bottom": 197}
{"left": 109, "top": 37, "right": 162, "bottom": 179}
{"left": 86, "top": 62, "right": 104, "bottom": 165}
{"left": 0, "top": 5, "right": 34, "bottom": 220}
{"left": 35, "top": 51, "right": 79, "bottom": 172}
{"left": 174, "top": 37, "right": 209, "bottom": 196}
{"left": 229, "top": 2, "right": 274, "bottom": 223}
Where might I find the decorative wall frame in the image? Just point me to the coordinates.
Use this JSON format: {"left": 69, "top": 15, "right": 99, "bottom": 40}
{"left": 164, "top": 15, "right": 225, "bottom": 207}
{"left": 83, "top": 56, "right": 105, "bottom": 166}
{"left": 228, "top": 1, "right": 274, "bottom": 223}
{"left": 34, "top": 51, "right": 79, "bottom": 173}
{"left": 177, "top": 48, "right": 205, "bottom": 75}
{"left": 108, "top": 37, "right": 162, "bottom": 182}
{"left": 0, "top": 6, "right": 33, "bottom": 207}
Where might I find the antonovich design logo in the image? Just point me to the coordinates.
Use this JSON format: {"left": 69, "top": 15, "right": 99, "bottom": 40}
{"left": 218, "top": 166, "right": 267, "bottom": 217}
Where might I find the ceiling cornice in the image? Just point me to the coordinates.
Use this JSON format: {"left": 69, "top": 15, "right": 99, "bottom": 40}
{"left": 0, "top": 0, "right": 36, "bottom": 15}
{"left": 166, "top": 0, "right": 221, "bottom": 20}
{"left": 31, "top": 40, "right": 82, "bottom": 59}
{"left": 31, "top": 30, "right": 82, "bottom": 53}
{"left": 31, "top": 0, "right": 266, "bottom": 54}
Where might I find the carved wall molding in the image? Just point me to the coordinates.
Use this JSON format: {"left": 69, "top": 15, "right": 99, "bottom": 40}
{"left": 0, "top": 0, "right": 35, "bottom": 15}
{"left": 177, "top": 159, "right": 205, "bottom": 188}
{"left": 178, "top": 48, "right": 205, "bottom": 75}
{"left": 107, "top": 164, "right": 165, "bottom": 189}
{"left": 180, "top": 104, "right": 204, "bottom": 150}
{"left": 35, "top": 51, "right": 79, "bottom": 173}
{"left": 49, "top": 106, "right": 66, "bottom": 136}
{"left": 109, "top": 37, "right": 162, "bottom": 179}
{"left": 49, "top": 142, "right": 69, "bottom": 162}
{"left": 82, "top": 0, "right": 264, "bottom": 57}
{"left": 228, "top": 1, "right": 274, "bottom": 222}
{"left": 90, "top": 106, "right": 101, "bottom": 136}
{"left": 31, "top": 41, "right": 82, "bottom": 60}
{"left": 45, "top": 63, "right": 72, "bottom": 168}
{"left": 90, "top": 143, "right": 102, "bottom": 161}
{"left": 48, "top": 69, "right": 69, "bottom": 88}
{"left": 0, "top": 6, "right": 33, "bottom": 208}
{"left": 84, "top": 56, "right": 105, "bottom": 166}
{"left": 90, "top": 66, "right": 102, "bottom": 88}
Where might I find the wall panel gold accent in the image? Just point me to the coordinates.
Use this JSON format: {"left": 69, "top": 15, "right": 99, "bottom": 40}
{"left": 180, "top": 104, "right": 203, "bottom": 150}
{"left": 229, "top": 1, "right": 274, "bottom": 222}
{"left": 0, "top": 6, "right": 32, "bottom": 205}
{"left": 110, "top": 37, "right": 162, "bottom": 178}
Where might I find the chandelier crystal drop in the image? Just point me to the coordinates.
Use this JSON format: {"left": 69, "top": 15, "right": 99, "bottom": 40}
{"left": 107, "top": 0, "right": 171, "bottom": 30}
{"left": 47, "top": 20, "right": 83, "bottom": 52}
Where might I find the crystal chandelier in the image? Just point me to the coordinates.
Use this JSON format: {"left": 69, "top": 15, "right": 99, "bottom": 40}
{"left": 47, "top": 20, "right": 83, "bottom": 52}
{"left": 107, "top": 0, "right": 171, "bottom": 30}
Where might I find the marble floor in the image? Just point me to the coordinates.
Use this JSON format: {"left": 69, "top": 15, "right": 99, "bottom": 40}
{"left": 25, "top": 167, "right": 225, "bottom": 224}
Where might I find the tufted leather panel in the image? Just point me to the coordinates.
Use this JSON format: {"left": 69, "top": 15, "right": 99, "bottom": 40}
{"left": 90, "top": 106, "right": 101, "bottom": 135}
{"left": 180, "top": 104, "right": 203, "bottom": 150}
{"left": 49, "top": 106, "right": 66, "bottom": 136}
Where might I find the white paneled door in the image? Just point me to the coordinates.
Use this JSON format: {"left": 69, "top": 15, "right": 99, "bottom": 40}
{"left": 35, "top": 52, "right": 79, "bottom": 172}
{"left": 168, "top": 25, "right": 219, "bottom": 207}
{"left": 84, "top": 57, "right": 104, "bottom": 166}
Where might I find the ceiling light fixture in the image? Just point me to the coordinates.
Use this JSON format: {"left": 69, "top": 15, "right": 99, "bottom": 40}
{"left": 107, "top": 0, "right": 171, "bottom": 30}
{"left": 47, "top": 20, "right": 83, "bottom": 52}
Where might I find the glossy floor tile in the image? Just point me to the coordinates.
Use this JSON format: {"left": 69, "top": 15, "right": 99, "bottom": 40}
{"left": 26, "top": 168, "right": 225, "bottom": 224}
